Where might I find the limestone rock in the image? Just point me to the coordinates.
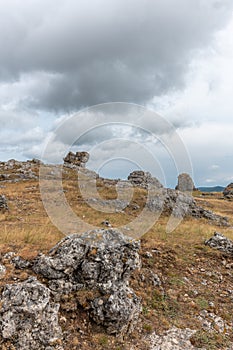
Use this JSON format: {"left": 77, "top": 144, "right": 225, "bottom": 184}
{"left": 148, "top": 327, "right": 199, "bottom": 350}
{"left": 128, "top": 170, "right": 163, "bottom": 189}
{"left": 33, "top": 229, "right": 141, "bottom": 334}
{"left": 91, "top": 285, "right": 141, "bottom": 334}
{"left": 63, "top": 151, "right": 89, "bottom": 168}
{"left": 12, "top": 255, "right": 32, "bottom": 269}
{"left": 0, "top": 277, "right": 63, "bottom": 350}
{"left": 223, "top": 183, "right": 233, "bottom": 200}
{"left": 0, "top": 263, "right": 6, "bottom": 278}
{"left": 146, "top": 188, "right": 229, "bottom": 226}
{"left": 176, "top": 173, "right": 195, "bottom": 192}
{"left": 0, "top": 195, "right": 8, "bottom": 210}
{"left": 205, "top": 232, "right": 233, "bottom": 255}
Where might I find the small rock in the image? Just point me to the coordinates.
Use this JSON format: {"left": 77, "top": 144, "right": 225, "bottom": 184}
{"left": 148, "top": 327, "right": 198, "bottom": 350}
{"left": 144, "top": 251, "right": 153, "bottom": 258}
{"left": 12, "top": 256, "right": 32, "bottom": 269}
{"left": 0, "top": 195, "right": 8, "bottom": 211}
{"left": 0, "top": 263, "right": 6, "bottom": 278}
{"left": 205, "top": 232, "right": 233, "bottom": 255}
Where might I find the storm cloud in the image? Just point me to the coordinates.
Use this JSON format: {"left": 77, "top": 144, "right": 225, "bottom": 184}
{"left": 1, "top": 0, "right": 233, "bottom": 110}
{"left": 0, "top": 0, "right": 233, "bottom": 186}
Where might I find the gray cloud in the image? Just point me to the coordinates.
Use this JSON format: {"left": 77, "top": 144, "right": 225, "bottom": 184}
{"left": 0, "top": 1, "right": 233, "bottom": 187}
{"left": 0, "top": 0, "right": 232, "bottom": 111}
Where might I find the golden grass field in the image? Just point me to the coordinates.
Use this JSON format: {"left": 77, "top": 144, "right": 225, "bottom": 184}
{"left": 0, "top": 168, "right": 233, "bottom": 349}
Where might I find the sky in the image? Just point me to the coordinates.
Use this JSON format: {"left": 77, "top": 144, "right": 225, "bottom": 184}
{"left": 0, "top": 0, "right": 233, "bottom": 187}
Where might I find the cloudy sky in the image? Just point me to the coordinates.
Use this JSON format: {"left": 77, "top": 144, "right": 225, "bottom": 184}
{"left": 0, "top": 0, "right": 233, "bottom": 187}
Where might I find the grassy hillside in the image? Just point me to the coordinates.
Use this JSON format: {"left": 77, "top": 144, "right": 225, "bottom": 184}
{"left": 0, "top": 168, "right": 233, "bottom": 349}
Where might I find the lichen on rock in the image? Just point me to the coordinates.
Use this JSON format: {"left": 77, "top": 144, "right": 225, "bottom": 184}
{"left": 33, "top": 229, "right": 142, "bottom": 335}
{"left": 0, "top": 277, "right": 63, "bottom": 350}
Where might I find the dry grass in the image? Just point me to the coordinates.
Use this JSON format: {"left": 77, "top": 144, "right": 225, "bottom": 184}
{"left": 0, "top": 170, "right": 233, "bottom": 349}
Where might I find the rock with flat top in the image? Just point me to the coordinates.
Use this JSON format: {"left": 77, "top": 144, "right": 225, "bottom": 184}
{"left": 176, "top": 173, "right": 195, "bottom": 192}
{"left": 63, "top": 151, "right": 89, "bottom": 168}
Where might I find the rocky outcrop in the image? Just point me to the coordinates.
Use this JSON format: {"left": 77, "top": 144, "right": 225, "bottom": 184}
{"left": 0, "top": 159, "right": 40, "bottom": 182}
{"left": 0, "top": 277, "right": 63, "bottom": 350}
{"left": 33, "top": 229, "right": 141, "bottom": 334}
{"left": 176, "top": 173, "right": 195, "bottom": 192}
{"left": 223, "top": 183, "right": 233, "bottom": 200}
{"left": 205, "top": 232, "right": 233, "bottom": 255}
{"left": 128, "top": 170, "right": 163, "bottom": 189}
{"left": 63, "top": 151, "right": 89, "bottom": 168}
{"left": 146, "top": 189, "right": 229, "bottom": 226}
{"left": 0, "top": 195, "right": 8, "bottom": 211}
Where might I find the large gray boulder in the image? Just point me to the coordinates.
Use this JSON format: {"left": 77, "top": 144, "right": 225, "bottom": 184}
{"left": 33, "top": 229, "right": 141, "bottom": 334}
{"left": 176, "top": 173, "right": 195, "bottom": 192}
{"left": 0, "top": 277, "right": 63, "bottom": 350}
{"left": 223, "top": 183, "right": 233, "bottom": 200}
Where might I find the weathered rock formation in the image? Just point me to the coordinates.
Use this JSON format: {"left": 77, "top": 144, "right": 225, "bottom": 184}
{"left": 0, "top": 195, "right": 8, "bottom": 211}
{"left": 63, "top": 151, "right": 89, "bottom": 168}
{"left": 176, "top": 173, "right": 195, "bottom": 192}
{"left": 205, "top": 232, "right": 233, "bottom": 255}
{"left": 223, "top": 183, "right": 233, "bottom": 200}
{"left": 146, "top": 188, "right": 229, "bottom": 226}
{"left": 0, "top": 159, "right": 40, "bottom": 182}
{"left": 0, "top": 277, "right": 63, "bottom": 350}
{"left": 128, "top": 170, "right": 163, "bottom": 189}
{"left": 33, "top": 229, "right": 141, "bottom": 334}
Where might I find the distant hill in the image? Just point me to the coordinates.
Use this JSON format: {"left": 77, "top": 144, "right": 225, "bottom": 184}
{"left": 198, "top": 186, "right": 224, "bottom": 193}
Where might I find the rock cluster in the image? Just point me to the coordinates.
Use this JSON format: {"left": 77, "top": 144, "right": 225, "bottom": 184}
{"left": 223, "top": 183, "right": 233, "bottom": 200}
{"left": 146, "top": 188, "right": 229, "bottom": 226}
{"left": 33, "top": 229, "right": 141, "bottom": 335}
{"left": 63, "top": 151, "right": 89, "bottom": 168}
{"left": 205, "top": 232, "right": 233, "bottom": 255}
{"left": 128, "top": 170, "right": 163, "bottom": 189}
{"left": 176, "top": 173, "right": 195, "bottom": 192}
{"left": 0, "top": 159, "right": 39, "bottom": 182}
{"left": 0, "top": 195, "right": 8, "bottom": 210}
{"left": 0, "top": 277, "right": 63, "bottom": 350}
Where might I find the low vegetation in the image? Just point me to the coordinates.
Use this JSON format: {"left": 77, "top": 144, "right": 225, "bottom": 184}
{"left": 0, "top": 167, "right": 233, "bottom": 349}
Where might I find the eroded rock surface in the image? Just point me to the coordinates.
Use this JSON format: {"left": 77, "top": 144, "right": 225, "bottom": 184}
{"left": 0, "top": 277, "right": 63, "bottom": 350}
{"left": 0, "top": 263, "right": 6, "bottom": 278}
{"left": 205, "top": 232, "right": 233, "bottom": 255}
{"left": 63, "top": 151, "right": 89, "bottom": 168}
{"left": 33, "top": 229, "right": 141, "bottom": 334}
{"left": 176, "top": 173, "right": 195, "bottom": 192}
{"left": 128, "top": 171, "right": 163, "bottom": 189}
{"left": 148, "top": 327, "right": 199, "bottom": 350}
{"left": 223, "top": 183, "right": 233, "bottom": 200}
{"left": 0, "top": 159, "right": 40, "bottom": 182}
{"left": 0, "top": 195, "right": 8, "bottom": 210}
{"left": 146, "top": 189, "right": 229, "bottom": 226}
